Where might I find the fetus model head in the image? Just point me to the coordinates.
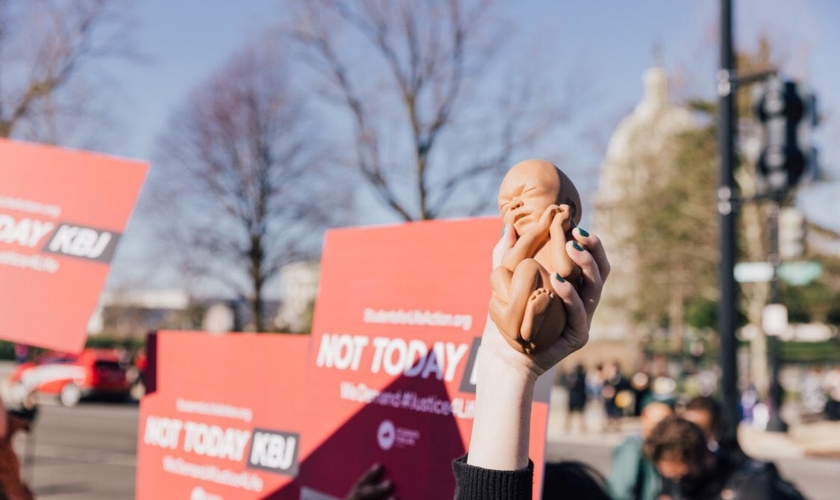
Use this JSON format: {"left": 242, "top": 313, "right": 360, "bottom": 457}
{"left": 497, "top": 158, "right": 582, "bottom": 280}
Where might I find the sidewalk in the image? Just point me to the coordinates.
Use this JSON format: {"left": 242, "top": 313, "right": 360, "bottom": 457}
{"left": 740, "top": 420, "right": 840, "bottom": 460}
{"left": 547, "top": 386, "right": 840, "bottom": 461}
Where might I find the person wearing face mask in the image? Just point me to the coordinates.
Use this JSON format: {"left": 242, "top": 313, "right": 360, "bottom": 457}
{"left": 681, "top": 396, "right": 747, "bottom": 466}
{"left": 642, "top": 416, "right": 777, "bottom": 500}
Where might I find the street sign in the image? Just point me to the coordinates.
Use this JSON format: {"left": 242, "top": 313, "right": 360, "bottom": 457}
{"left": 734, "top": 261, "right": 822, "bottom": 286}
{"left": 734, "top": 262, "right": 773, "bottom": 283}
{"left": 778, "top": 261, "right": 822, "bottom": 286}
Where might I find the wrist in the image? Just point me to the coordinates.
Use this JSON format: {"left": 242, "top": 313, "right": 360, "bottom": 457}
{"left": 467, "top": 347, "right": 537, "bottom": 471}
{"left": 477, "top": 347, "right": 540, "bottom": 389}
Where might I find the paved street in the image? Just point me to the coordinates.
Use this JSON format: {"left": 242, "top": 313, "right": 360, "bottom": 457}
{"left": 13, "top": 403, "right": 137, "bottom": 500}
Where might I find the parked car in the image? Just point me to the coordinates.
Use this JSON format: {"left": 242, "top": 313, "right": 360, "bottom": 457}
{"left": 7, "top": 349, "right": 131, "bottom": 407}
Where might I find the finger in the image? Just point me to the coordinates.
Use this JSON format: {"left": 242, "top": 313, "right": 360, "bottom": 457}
{"left": 572, "top": 227, "right": 610, "bottom": 283}
{"left": 549, "top": 273, "right": 587, "bottom": 335}
{"left": 492, "top": 223, "right": 515, "bottom": 269}
{"left": 565, "top": 239, "right": 604, "bottom": 320}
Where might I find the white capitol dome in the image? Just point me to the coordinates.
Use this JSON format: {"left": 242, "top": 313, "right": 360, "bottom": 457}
{"left": 591, "top": 66, "right": 696, "bottom": 341}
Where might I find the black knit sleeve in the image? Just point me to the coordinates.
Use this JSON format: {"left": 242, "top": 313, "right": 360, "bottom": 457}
{"left": 452, "top": 454, "right": 534, "bottom": 500}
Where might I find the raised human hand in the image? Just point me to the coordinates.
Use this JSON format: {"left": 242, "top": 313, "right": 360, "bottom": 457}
{"left": 485, "top": 224, "right": 610, "bottom": 379}
{"left": 344, "top": 463, "right": 395, "bottom": 500}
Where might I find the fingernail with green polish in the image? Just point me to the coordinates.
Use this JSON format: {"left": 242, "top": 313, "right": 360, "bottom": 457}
{"left": 501, "top": 225, "right": 506, "bottom": 236}
{"left": 555, "top": 273, "right": 565, "bottom": 283}
{"left": 577, "top": 227, "right": 589, "bottom": 237}
{"left": 572, "top": 242, "right": 584, "bottom": 251}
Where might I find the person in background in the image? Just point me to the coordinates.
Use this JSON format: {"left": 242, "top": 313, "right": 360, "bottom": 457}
{"left": 644, "top": 416, "right": 778, "bottom": 500}
{"left": 681, "top": 396, "right": 747, "bottom": 465}
{"left": 629, "top": 367, "right": 651, "bottom": 418}
{"left": 563, "top": 363, "right": 589, "bottom": 433}
{"left": 739, "top": 383, "right": 760, "bottom": 425}
{"left": 799, "top": 366, "right": 826, "bottom": 416}
{"left": 823, "top": 365, "right": 840, "bottom": 421}
{"left": 0, "top": 400, "right": 36, "bottom": 500}
{"left": 601, "top": 361, "right": 630, "bottom": 432}
{"left": 607, "top": 397, "right": 674, "bottom": 500}
{"left": 586, "top": 363, "right": 605, "bottom": 428}
{"left": 453, "top": 224, "right": 609, "bottom": 500}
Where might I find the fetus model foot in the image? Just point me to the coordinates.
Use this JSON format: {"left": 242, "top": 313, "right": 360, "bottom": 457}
{"left": 521, "top": 288, "right": 553, "bottom": 341}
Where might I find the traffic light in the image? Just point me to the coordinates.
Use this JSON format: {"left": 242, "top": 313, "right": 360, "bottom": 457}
{"left": 778, "top": 206, "right": 806, "bottom": 260}
{"left": 754, "top": 77, "right": 815, "bottom": 194}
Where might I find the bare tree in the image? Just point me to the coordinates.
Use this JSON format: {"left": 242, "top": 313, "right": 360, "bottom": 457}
{"left": 0, "top": 0, "right": 135, "bottom": 146}
{"left": 285, "top": 0, "right": 571, "bottom": 220}
{"left": 150, "top": 39, "right": 343, "bottom": 332}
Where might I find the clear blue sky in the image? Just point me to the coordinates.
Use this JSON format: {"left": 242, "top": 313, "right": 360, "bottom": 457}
{"left": 106, "top": 0, "right": 840, "bottom": 291}
{"left": 113, "top": 0, "right": 281, "bottom": 160}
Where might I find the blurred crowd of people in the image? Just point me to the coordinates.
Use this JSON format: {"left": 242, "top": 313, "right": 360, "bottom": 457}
{"left": 561, "top": 358, "right": 682, "bottom": 434}
{"left": 561, "top": 359, "right": 840, "bottom": 434}
{"left": 800, "top": 365, "right": 840, "bottom": 421}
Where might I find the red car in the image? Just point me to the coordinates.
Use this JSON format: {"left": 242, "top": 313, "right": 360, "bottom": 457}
{"left": 7, "top": 349, "right": 131, "bottom": 407}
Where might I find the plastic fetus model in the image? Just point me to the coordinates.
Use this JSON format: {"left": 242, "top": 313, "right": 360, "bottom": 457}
{"left": 490, "top": 159, "right": 582, "bottom": 355}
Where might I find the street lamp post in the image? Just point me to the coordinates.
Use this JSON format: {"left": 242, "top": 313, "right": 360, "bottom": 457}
{"left": 718, "top": 0, "right": 740, "bottom": 442}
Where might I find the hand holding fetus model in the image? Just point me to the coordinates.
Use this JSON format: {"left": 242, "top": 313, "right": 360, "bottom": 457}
{"left": 489, "top": 159, "right": 582, "bottom": 355}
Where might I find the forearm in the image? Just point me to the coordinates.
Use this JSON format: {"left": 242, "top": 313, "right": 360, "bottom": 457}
{"left": 467, "top": 351, "right": 537, "bottom": 471}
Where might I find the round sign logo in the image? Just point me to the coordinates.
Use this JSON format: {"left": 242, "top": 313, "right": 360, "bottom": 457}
{"left": 377, "top": 419, "right": 396, "bottom": 450}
